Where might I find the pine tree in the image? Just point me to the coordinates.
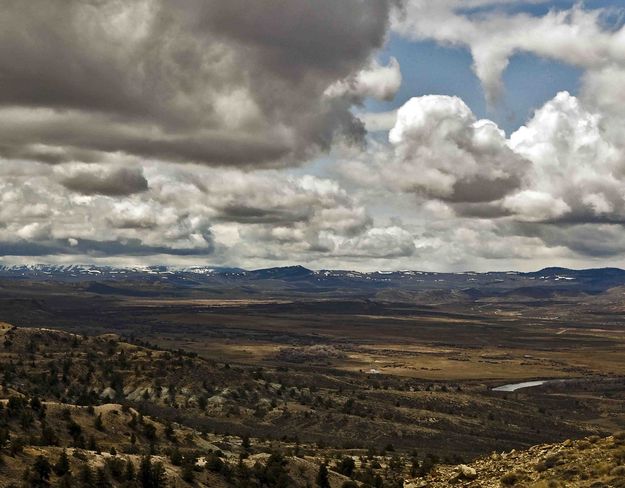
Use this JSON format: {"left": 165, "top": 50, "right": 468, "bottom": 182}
{"left": 316, "top": 463, "right": 330, "bottom": 488}
{"left": 40, "top": 422, "right": 58, "bottom": 446}
{"left": 88, "top": 435, "right": 99, "bottom": 452}
{"left": 241, "top": 434, "right": 251, "bottom": 451}
{"left": 78, "top": 464, "right": 93, "bottom": 487}
{"left": 57, "top": 473, "right": 74, "bottom": 488}
{"left": 30, "top": 455, "right": 52, "bottom": 487}
{"left": 139, "top": 456, "right": 153, "bottom": 488}
{"left": 54, "top": 449, "right": 71, "bottom": 476}
{"left": 169, "top": 447, "right": 182, "bottom": 466}
{"left": 95, "top": 467, "right": 112, "bottom": 488}
{"left": 181, "top": 462, "right": 195, "bottom": 483}
{"left": 152, "top": 462, "right": 167, "bottom": 488}
{"left": 94, "top": 413, "right": 104, "bottom": 431}
{"left": 124, "top": 459, "right": 136, "bottom": 482}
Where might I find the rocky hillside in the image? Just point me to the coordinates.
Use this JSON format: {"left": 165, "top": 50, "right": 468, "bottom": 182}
{"left": 0, "top": 322, "right": 619, "bottom": 487}
{"left": 411, "top": 434, "right": 625, "bottom": 487}
{"left": 0, "top": 322, "right": 592, "bottom": 462}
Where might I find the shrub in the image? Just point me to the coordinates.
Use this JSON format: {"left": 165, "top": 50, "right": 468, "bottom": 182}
{"left": 341, "top": 482, "right": 359, "bottom": 488}
{"left": 611, "top": 465, "right": 625, "bottom": 476}
{"left": 501, "top": 471, "right": 521, "bottom": 485}
{"left": 337, "top": 457, "right": 355, "bottom": 477}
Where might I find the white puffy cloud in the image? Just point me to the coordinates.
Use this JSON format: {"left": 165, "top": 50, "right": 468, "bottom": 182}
{"left": 326, "top": 57, "right": 403, "bottom": 102}
{"left": 0, "top": 159, "right": 421, "bottom": 264}
{"left": 389, "top": 95, "right": 528, "bottom": 201}
{"left": 387, "top": 0, "right": 625, "bottom": 263}
{"left": 508, "top": 91, "right": 625, "bottom": 222}
{"left": 502, "top": 190, "right": 570, "bottom": 222}
{"left": 359, "top": 110, "right": 399, "bottom": 132}
{"left": 342, "top": 94, "right": 527, "bottom": 203}
{"left": 394, "top": 2, "right": 625, "bottom": 105}
{"left": 342, "top": 87, "right": 625, "bottom": 226}
{"left": 327, "top": 225, "right": 416, "bottom": 258}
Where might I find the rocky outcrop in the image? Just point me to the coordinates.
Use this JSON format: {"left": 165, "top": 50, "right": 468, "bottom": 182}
{"left": 406, "top": 434, "right": 625, "bottom": 487}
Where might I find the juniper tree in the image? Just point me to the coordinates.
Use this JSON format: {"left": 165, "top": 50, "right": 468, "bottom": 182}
{"left": 54, "top": 449, "right": 71, "bottom": 476}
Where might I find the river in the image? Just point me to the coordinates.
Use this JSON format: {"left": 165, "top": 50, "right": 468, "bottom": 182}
{"left": 492, "top": 380, "right": 549, "bottom": 392}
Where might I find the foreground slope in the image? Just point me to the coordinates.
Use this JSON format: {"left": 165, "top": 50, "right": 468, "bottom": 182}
{"left": 0, "top": 322, "right": 622, "bottom": 487}
{"left": 416, "top": 434, "right": 625, "bottom": 487}
{"left": 0, "top": 323, "right": 598, "bottom": 461}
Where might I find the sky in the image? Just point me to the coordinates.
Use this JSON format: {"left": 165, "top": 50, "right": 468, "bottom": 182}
{"left": 2, "top": 0, "right": 625, "bottom": 271}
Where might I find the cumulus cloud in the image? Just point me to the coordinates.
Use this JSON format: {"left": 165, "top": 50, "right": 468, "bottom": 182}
{"left": 332, "top": 226, "right": 416, "bottom": 258}
{"left": 513, "top": 223, "right": 625, "bottom": 258}
{"left": 341, "top": 94, "right": 528, "bottom": 203}
{"left": 508, "top": 91, "right": 625, "bottom": 223}
{"left": 502, "top": 190, "right": 570, "bottom": 222}
{"left": 394, "top": 1, "right": 625, "bottom": 104}
{"left": 6, "top": 0, "right": 625, "bottom": 269}
{"left": 359, "top": 110, "right": 399, "bottom": 132}
{"left": 0, "top": 159, "right": 421, "bottom": 264}
{"left": 387, "top": 95, "right": 528, "bottom": 201}
{"left": 0, "top": 0, "right": 398, "bottom": 167}
{"left": 334, "top": 83, "right": 625, "bottom": 270}
{"left": 387, "top": 0, "right": 625, "bottom": 242}
{"left": 343, "top": 87, "right": 625, "bottom": 228}
{"left": 395, "top": 0, "right": 625, "bottom": 103}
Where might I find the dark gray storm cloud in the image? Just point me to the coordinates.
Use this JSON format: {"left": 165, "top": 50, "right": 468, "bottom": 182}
{"left": 215, "top": 205, "right": 311, "bottom": 225}
{"left": 451, "top": 176, "right": 522, "bottom": 204}
{"left": 510, "top": 222, "right": 625, "bottom": 258}
{"left": 0, "top": 0, "right": 397, "bottom": 167}
{"left": 0, "top": 237, "right": 214, "bottom": 257}
{"left": 60, "top": 166, "right": 149, "bottom": 196}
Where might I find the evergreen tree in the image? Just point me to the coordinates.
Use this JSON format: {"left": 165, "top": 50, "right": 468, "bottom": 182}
{"left": 54, "top": 449, "right": 71, "bottom": 476}
{"left": 316, "top": 463, "right": 330, "bottom": 488}
{"left": 124, "top": 459, "right": 136, "bottom": 482}
{"left": 164, "top": 422, "right": 174, "bottom": 440}
{"left": 241, "top": 434, "right": 251, "bottom": 451}
{"left": 88, "top": 435, "right": 99, "bottom": 452}
{"left": 139, "top": 456, "right": 153, "bottom": 488}
{"left": 78, "top": 464, "right": 93, "bottom": 487}
{"left": 95, "top": 467, "right": 112, "bottom": 488}
{"left": 261, "top": 453, "right": 290, "bottom": 488}
{"left": 67, "top": 420, "right": 82, "bottom": 444}
{"left": 181, "top": 462, "right": 195, "bottom": 483}
{"left": 30, "top": 397, "right": 43, "bottom": 412}
{"left": 94, "top": 413, "right": 104, "bottom": 432}
{"left": 105, "top": 456, "right": 125, "bottom": 481}
{"left": 57, "top": 474, "right": 74, "bottom": 488}
{"left": 152, "top": 462, "right": 167, "bottom": 488}
{"left": 32, "top": 455, "right": 52, "bottom": 486}
{"left": 169, "top": 447, "right": 182, "bottom": 466}
{"left": 40, "top": 422, "right": 58, "bottom": 446}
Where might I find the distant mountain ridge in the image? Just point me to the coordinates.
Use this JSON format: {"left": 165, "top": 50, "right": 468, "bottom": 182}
{"left": 1, "top": 263, "right": 623, "bottom": 277}
{"left": 2, "top": 264, "right": 625, "bottom": 299}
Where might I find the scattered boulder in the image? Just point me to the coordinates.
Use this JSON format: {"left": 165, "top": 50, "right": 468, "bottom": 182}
{"left": 458, "top": 464, "right": 477, "bottom": 480}
{"left": 99, "top": 387, "right": 116, "bottom": 400}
